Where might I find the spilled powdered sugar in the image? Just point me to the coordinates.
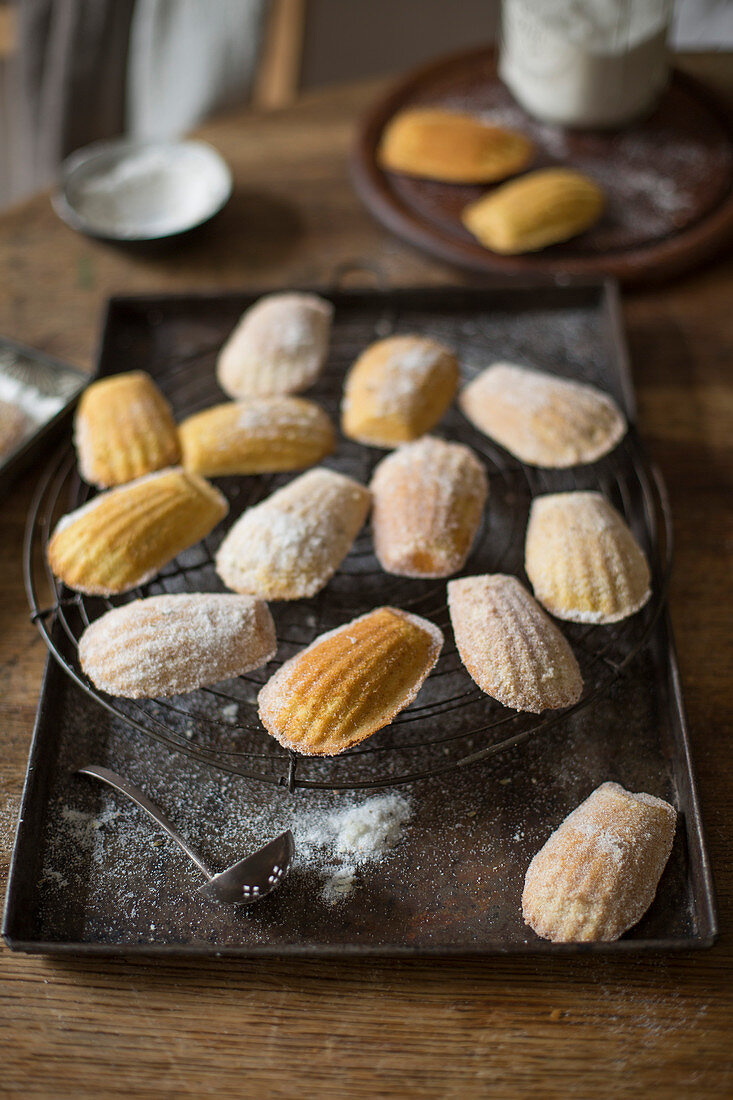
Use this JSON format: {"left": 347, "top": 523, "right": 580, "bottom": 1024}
{"left": 42, "top": 772, "right": 412, "bottom": 910}
{"left": 297, "top": 793, "right": 413, "bottom": 903}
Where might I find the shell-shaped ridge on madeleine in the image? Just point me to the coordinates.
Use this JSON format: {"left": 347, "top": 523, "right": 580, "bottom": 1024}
{"left": 216, "top": 292, "right": 333, "bottom": 399}
{"left": 341, "top": 334, "right": 459, "bottom": 448}
{"left": 258, "top": 606, "right": 443, "bottom": 756}
{"left": 525, "top": 490, "right": 651, "bottom": 624}
{"left": 459, "top": 362, "right": 627, "bottom": 468}
{"left": 179, "top": 395, "right": 335, "bottom": 477}
{"left": 448, "top": 574, "right": 583, "bottom": 713}
{"left": 370, "top": 435, "right": 488, "bottom": 578}
{"left": 47, "top": 467, "right": 228, "bottom": 595}
{"left": 522, "top": 781, "right": 677, "bottom": 942}
{"left": 216, "top": 467, "right": 371, "bottom": 600}
{"left": 74, "top": 370, "right": 181, "bottom": 487}
{"left": 79, "top": 593, "right": 276, "bottom": 698}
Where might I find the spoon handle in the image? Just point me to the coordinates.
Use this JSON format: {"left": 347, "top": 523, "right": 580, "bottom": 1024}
{"left": 78, "top": 764, "right": 214, "bottom": 879}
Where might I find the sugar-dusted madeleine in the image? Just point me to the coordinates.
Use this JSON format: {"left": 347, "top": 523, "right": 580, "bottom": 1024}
{"left": 448, "top": 574, "right": 582, "bottom": 713}
{"left": 74, "top": 371, "right": 180, "bottom": 488}
{"left": 523, "top": 782, "right": 677, "bottom": 942}
{"left": 342, "top": 334, "right": 458, "bottom": 447}
{"left": 0, "top": 398, "right": 29, "bottom": 458}
{"left": 377, "top": 107, "right": 534, "bottom": 183}
{"left": 79, "top": 593, "right": 276, "bottom": 698}
{"left": 525, "top": 491, "right": 651, "bottom": 624}
{"left": 370, "top": 436, "right": 488, "bottom": 578}
{"left": 459, "top": 362, "right": 627, "bottom": 468}
{"left": 217, "top": 292, "right": 333, "bottom": 399}
{"left": 462, "top": 168, "right": 604, "bottom": 254}
{"left": 216, "top": 468, "right": 370, "bottom": 600}
{"left": 179, "top": 395, "right": 335, "bottom": 477}
{"left": 258, "top": 607, "right": 443, "bottom": 755}
{"left": 48, "top": 468, "right": 228, "bottom": 596}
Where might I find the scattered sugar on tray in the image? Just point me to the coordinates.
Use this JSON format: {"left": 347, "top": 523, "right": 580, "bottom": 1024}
{"left": 221, "top": 702, "right": 239, "bottom": 723}
{"left": 321, "top": 866, "right": 356, "bottom": 903}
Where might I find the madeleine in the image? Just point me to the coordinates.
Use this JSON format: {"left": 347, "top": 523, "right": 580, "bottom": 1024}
{"left": 216, "top": 468, "right": 370, "bottom": 600}
{"left": 370, "top": 436, "right": 488, "bottom": 577}
{"left": 74, "top": 371, "right": 180, "bottom": 488}
{"left": 179, "top": 396, "right": 335, "bottom": 477}
{"left": 342, "top": 334, "right": 458, "bottom": 447}
{"left": 523, "top": 782, "right": 676, "bottom": 942}
{"left": 217, "top": 292, "right": 333, "bottom": 399}
{"left": 48, "top": 468, "right": 228, "bottom": 595}
{"left": 258, "top": 607, "right": 443, "bottom": 755}
{"left": 462, "top": 168, "right": 603, "bottom": 254}
{"left": 378, "top": 107, "right": 534, "bottom": 183}
{"left": 459, "top": 362, "right": 626, "bottom": 468}
{"left": 448, "top": 574, "right": 582, "bottom": 713}
{"left": 79, "top": 594, "right": 276, "bottom": 698}
{"left": 525, "top": 491, "right": 651, "bottom": 624}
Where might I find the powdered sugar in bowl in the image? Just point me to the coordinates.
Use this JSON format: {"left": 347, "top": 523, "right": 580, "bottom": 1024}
{"left": 53, "top": 138, "right": 233, "bottom": 241}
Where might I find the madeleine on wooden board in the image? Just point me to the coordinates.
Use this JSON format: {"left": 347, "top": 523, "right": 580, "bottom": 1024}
{"left": 179, "top": 395, "right": 335, "bottom": 477}
{"left": 79, "top": 594, "right": 276, "bottom": 698}
{"left": 74, "top": 371, "right": 181, "bottom": 488}
{"left": 370, "top": 436, "right": 488, "bottom": 578}
{"left": 522, "top": 782, "right": 676, "bottom": 942}
{"left": 525, "top": 491, "right": 651, "bottom": 624}
{"left": 448, "top": 574, "right": 582, "bottom": 713}
{"left": 47, "top": 468, "right": 228, "bottom": 596}
{"left": 342, "top": 334, "right": 459, "bottom": 447}
{"left": 377, "top": 107, "right": 534, "bottom": 183}
{"left": 258, "top": 607, "right": 443, "bottom": 755}
{"left": 217, "top": 292, "right": 333, "bottom": 399}
{"left": 216, "top": 468, "right": 370, "bottom": 600}
{"left": 462, "top": 168, "right": 603, "bottom": 254}
{"left": 459, "top": 362, "right": 626, "bottom": 468}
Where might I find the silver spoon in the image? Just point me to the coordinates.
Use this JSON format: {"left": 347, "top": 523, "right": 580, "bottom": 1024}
{"left": 78, "top": 764, "right": 294, "bottom": 905}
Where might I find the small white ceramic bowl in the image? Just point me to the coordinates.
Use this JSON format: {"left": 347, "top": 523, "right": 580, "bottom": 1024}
{"left": 53, "top": 138, "right": 233, "bottom": 242}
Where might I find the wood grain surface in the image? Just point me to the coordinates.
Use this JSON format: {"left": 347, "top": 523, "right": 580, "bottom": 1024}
{"left": 0, "top": 55, "right": 731, "bottom": 1100}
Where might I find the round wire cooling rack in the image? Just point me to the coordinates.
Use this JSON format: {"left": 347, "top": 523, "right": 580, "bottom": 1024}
{"left": 23, "top": 301, "right": 674, "bottom": 792}
{"left": 25, "top": 435, "right": 673, "bottom": 793}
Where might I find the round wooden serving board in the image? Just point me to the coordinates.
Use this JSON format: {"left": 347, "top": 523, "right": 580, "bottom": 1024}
{"left": 351, "top": 48, "right": 733, "bottom": 285}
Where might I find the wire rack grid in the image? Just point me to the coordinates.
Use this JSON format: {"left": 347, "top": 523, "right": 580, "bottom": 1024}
{"left": 24, "top": 289, "right": 673, "bottom": 792}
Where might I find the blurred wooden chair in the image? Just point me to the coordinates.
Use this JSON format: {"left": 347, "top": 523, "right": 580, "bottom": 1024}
{"left": 254, "top": 0, "right": 306, "bottom": 109}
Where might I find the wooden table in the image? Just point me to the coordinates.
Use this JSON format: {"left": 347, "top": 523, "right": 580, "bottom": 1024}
{"left": 1, "top": 56, "right": 731, "bottom": 1099}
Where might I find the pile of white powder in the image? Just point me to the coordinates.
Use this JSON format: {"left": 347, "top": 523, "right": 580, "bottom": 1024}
{"left": 296, "top": 792, "right": 412, "bottom": 904}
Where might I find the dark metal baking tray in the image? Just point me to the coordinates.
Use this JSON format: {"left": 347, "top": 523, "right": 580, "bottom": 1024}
{"left": 3, "top": 282, "right": 717, "bottom": 955}
{"left": 0, "top": 336, "right": 88, "bottom": 496}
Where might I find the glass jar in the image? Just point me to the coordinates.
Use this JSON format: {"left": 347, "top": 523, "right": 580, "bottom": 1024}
{"left": 499, "top": 0, "right": 675, "bottom": 129}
